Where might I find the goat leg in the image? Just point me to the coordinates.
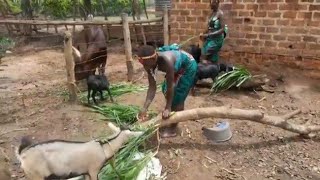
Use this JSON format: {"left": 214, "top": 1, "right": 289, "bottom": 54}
{"left": 106, "top": 87, "right": 114, "bottom": 103}
{"left": 87, "top": 88, "right": 92, "bottom": 104}
{"left": 92, "top": 90, "right": 98, "bottom": 105}
{"left": 191, "top": 75, "right": 199, "bottom": 96}
{"left": 99, "top": 90, "right": 105, "bottom": 100}
{"left": 84, "top": 174, "right": 91, "bottom": 180}
{"left": 88, "top": 171, "right": 98, "bottom": 180}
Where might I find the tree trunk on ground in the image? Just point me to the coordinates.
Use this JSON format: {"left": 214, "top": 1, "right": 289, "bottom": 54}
{"left": 141, "top": 106, "right": 320, "bottom": 136}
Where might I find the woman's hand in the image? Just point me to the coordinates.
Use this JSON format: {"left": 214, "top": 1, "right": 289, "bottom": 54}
{"left": 137, "top": 110, "right": 148, "bottom": 122}
{"left": 162, "top": 109, "right": 171, "bottom": 119}
{"left": 199, "top": 33, "right": 208, "bottom": 41}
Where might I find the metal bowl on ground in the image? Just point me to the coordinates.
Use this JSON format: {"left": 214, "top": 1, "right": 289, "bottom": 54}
{"left": 202, "top": 121, "right": 232, "bottom": 142}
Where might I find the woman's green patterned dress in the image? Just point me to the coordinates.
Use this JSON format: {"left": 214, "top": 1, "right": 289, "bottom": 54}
{"left": 158, "top": 44, "right": 197, "bottom": 107}
{"left": 202, "top": 15, "right": 228, "bottom": 63}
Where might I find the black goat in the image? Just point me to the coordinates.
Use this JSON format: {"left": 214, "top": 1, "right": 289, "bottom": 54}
{"left": 185, "top": 44, "right": 234, "bottom": 94}
{"left": 87, "top": 74, "right": 114, "bottom": 105}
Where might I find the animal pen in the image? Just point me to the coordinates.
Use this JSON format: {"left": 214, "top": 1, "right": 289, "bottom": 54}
{"left": 0, "top": 7, "right": 170, "bottom": 103}
{"left": 1, "top": 3, "right": 320, "bottom": 136}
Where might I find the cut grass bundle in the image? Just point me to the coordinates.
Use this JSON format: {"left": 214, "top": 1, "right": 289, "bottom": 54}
{"left": 0, "top": 36, "right": 15, "bottom": 56}
{"left": 211, "top": 66, "right": 252, "bottom": 93}
{"left": 92, "top": 103, "right": 157, "bottom": 126}
{"left": 93, "top": 104, "right": 140, "bottom": 126}
{"left": 98, "top": 126, "right": 158, "bottom": 180}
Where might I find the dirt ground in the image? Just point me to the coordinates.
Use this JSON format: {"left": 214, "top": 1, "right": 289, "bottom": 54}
{"left": 0, "top": 34, "right": 320, "bottom": 180}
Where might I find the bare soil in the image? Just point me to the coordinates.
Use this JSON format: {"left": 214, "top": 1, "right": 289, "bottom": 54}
{"left": 0, "top": 34, "right": 320, "bottom": 180}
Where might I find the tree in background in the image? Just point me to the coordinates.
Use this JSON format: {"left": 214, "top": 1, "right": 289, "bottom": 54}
{"left": 20, "top": 0, "right": 33, "bottom": 34}
{"left": 1, "top": 0, "right": 149, "bottom": 20}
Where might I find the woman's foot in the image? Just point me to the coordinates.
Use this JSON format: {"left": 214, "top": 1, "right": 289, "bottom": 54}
{"left": 159, "top": 126, "right": 177, "bottom": 138}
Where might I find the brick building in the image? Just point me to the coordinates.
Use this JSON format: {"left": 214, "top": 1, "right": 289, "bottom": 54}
{"left": 169, "top": 0, "right": 320, "bottom": 77}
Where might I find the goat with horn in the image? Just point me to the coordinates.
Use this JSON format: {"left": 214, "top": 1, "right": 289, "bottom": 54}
{"left": 15, "top": 123, "right": 143, "bottom": 180}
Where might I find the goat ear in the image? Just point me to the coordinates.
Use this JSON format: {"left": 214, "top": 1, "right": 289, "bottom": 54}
{"left": 124, "top": 130, "right": 144, "bottom": 137}
{"left": 130, "top": 131, "right": 143, "bottom": 138}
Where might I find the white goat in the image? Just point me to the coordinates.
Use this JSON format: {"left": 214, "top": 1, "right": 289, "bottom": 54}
{"left": 15, "top": 123, "right": 143, "bottom": 180}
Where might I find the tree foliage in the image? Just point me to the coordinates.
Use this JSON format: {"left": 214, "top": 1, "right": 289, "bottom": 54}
{"left": 42, "top": 0, "right": 72, "bottom": 19}
{"left": 3, "top": 0, "right": 146, "bottom": 19}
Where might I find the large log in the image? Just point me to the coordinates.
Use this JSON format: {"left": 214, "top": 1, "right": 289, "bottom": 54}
{"left": 141, "top": 106, "right": 320, "bottom": 136}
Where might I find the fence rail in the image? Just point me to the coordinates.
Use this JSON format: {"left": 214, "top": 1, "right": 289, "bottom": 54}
{"left": 0, "top": 17, "right": 163, "bottom": 26}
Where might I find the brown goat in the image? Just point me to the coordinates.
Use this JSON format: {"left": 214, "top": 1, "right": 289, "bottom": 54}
{"left": 74, "top": 26, "right": 108, "bottom": 81}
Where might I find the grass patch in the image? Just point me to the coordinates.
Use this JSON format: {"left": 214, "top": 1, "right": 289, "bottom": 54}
{"left": 79, "top": 82, "right": 161, "bottom": 103}
{"left": 0, "top": 37, "right": 15, "bottom": 57}
{"left": 79, "top": 82, "right": 148, "bottom": 103}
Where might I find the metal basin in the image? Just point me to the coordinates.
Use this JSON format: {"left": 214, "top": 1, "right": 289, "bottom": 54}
{"left": 202, "top": 121, "right": 232, "bottom": 142}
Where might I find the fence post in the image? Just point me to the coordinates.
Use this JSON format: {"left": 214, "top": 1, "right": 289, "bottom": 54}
{"left": 64, "top": 31, "right": 78, "bottom": 103}
{"left": 121, "top": 13, "right": 135, "bottom": 82}
{"left": 163, "top": 5, "right": 169, "bottom": 46}
{"left": 140, "top": 24, "right": 147, "bottom": 45}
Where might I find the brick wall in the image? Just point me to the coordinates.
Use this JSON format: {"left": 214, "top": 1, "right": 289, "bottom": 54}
{"left": 170, "top": 0, "right": 320, "bottom": 78}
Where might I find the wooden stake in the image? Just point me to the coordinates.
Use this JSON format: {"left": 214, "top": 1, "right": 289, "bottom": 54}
{"left": 140, "top": 24, "right": 147, "bottom": 45}
{"left": 64, "top": 31, "right": 78, "bottom": 103}
{"left": 132, "top": 24, "right": 139, "bottom": 44}
{"left": 121, "top": 13, "right": 135, "bottom": 82}
{"left": 105, "top": 25, "right": 110, "bottom": 42}
{"left": 163, "top": 6, "right": 169, "bottom": 45}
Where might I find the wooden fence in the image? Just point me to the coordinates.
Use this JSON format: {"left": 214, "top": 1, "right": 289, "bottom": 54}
{"left": 64, "top": 10, "right": 168, "bottom": 102}
{"left": 0, "top": 8, "right": 169, "bottom": 103}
